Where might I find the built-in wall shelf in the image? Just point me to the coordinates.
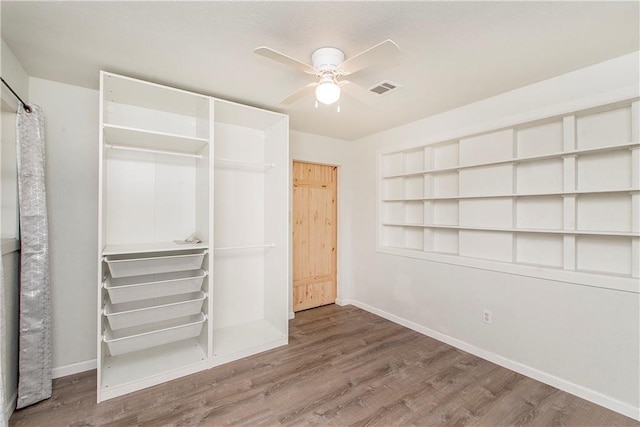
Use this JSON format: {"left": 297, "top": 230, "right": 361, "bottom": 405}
{"left": 382, "top": 223, "right": 640, "bottom": 237}
{"left": 383, "top": 188, "right": 640, "bottom": 202}
{"left": 382, "top": 141, "right": 639, "bottom": 178}
{"left": 378, "top": 98, "right": 640, "bottom": 291}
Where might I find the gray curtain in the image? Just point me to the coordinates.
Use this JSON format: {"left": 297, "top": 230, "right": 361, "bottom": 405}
{"left": 16, "top": 104, "right": 51, "bottom": 409}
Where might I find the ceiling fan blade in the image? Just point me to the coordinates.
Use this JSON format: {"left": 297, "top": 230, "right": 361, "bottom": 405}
{"left": 254, "top": 46, "right": 314, "bottom": 73}
{"left": 340, "top": 80, "right": 376, "bottom": 105}
{"left": 340, "top": 39, "right": 401, "bottom": 75}
{"left": 280, "top": 82, "right": 317, "bottom": 105}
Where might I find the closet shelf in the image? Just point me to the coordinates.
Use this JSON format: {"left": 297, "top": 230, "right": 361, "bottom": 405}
{"left": 106, "top": 144, "right": 203, "bottom": 159}
{"left": 103, "top": 241, "right": 208, "bottom": 256}
{"left": 212, "top": 319, "right": 287, "bottom": 360}
{"left": 382, "top": 188, "right": 640, "bottom": 202}
{"left": 382, "top": 140, "right": 639, "bottom": 178}
{"left": 382, "top": 222, "right": 640, "bottom": 237}
{"left": 214, "top": 157, "right": 275, "bottom": 169}
{"left": 103, "top": 124, "right": 208, "bottom": 156}
{"left": 100, "top": 338, "right": 207, "bottom": 398}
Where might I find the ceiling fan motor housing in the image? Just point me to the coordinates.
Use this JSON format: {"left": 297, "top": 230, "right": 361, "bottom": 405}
{"left": 311, "top": 47, "right": 345, "bottom": 73}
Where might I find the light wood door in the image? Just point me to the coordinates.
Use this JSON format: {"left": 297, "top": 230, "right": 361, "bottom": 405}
{"left": 293, "top": 161, "right": 337, "bottom": 312}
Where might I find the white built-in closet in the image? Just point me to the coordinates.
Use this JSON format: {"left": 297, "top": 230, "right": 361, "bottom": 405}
{"left": 97, "top": 72, "right": 289, "bottom": 401}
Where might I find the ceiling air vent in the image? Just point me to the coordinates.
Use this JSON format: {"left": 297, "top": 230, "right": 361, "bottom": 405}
{"left": 369, "top": 80, "right": 401, "bottom": 95}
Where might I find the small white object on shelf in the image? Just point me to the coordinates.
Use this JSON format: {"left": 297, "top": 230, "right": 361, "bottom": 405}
{"left": 173, "top": 232, "right": 202, "bottom": 245}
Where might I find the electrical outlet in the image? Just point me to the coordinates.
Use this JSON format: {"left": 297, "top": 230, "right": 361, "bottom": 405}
{"left": 482, "top": 309, "right": 492, "bottom": 324}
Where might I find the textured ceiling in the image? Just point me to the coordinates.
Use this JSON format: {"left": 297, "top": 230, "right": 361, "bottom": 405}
{"left": 2, "top": 1, "right": 638, "bottom": 140}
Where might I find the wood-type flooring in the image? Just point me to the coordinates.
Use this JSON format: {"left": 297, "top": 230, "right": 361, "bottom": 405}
{"left": 10, "top": 304, "right": 639, "bottom": 426}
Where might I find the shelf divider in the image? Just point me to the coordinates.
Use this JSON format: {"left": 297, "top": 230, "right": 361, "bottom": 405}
{"left": 631, "top": 101, "right": 639, "bottom": 278}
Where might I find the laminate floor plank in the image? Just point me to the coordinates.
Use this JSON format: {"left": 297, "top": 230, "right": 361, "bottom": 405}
{"left": 9, "top": 304, "right": 639, "bottom": 427}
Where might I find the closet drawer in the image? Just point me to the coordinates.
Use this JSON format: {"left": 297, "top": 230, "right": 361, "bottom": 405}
{"left": 103, "top": 313, "right": 206, "bottom": 356}
{"left": 104, "top": 291, "right": 206, "bottom": 330}
{"left": 104, "top": 269, "right": 207, "bottom": 303}
{"left": 105, "top": 251, "right": 206, "bottom": 278}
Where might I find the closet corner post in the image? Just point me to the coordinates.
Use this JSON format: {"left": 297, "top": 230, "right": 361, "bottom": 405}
{"left": 207, "top": 97, "right": 215, "bottom": 361}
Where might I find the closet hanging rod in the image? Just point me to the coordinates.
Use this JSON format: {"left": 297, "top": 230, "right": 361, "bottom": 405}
{"left": 106, "top": 144, "right": 203, "bottom": 159}
{"left": 1, "top": 76, "right": 32, "bottom": 113}
{"left": 213, "top": 243, "right": 275, "bottom": 252}
{"left": 214, "top": 157, "right": 275, "bottom": 168}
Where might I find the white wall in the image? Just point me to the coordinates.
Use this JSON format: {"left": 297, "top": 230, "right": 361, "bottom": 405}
{"left": 1, "top": 38, "right": 29, "bottom": 418}
{"left": 1, "top": 40, "right": 28, "bottom": 114}
{"left": 350, "top": 52, "right": 640, "bottom": 418}
{"left": 290, "top": 130, "right": 353, "bottom": 310}
{"left": 28, "top": 78, "right": 99, "bottom": 375}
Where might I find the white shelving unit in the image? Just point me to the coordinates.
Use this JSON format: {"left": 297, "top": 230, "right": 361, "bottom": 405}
{"left": 378, "top": 99, "right": 640, "bottom": 292}
{"left": 211, "top": 99, "right": 289, "bottom": 366}
{"left": 97, "top": 72, "right": 289, "bottom": 401}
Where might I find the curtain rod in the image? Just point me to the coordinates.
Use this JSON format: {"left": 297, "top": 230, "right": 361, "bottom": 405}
{"left": 1, "top": 76, "right": 32, "bottom": 113}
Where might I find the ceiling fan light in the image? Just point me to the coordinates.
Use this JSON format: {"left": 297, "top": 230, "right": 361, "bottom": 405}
{"left": 315, "top": 82, "right": 341, "bottom": 105}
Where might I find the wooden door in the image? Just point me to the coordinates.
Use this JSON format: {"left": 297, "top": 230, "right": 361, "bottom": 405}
{"left": 293, "top": 161, "right": 337, "bottom": 312}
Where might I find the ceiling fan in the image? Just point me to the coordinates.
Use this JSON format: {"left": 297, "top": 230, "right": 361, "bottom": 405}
{"left": 254, "top": 39, "right": 401, "bottom": 107}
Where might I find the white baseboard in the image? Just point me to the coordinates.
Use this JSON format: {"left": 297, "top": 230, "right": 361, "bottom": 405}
{"left": 288, "top": 311, "right": 295, "bottom": 320}
{"left": 5, "top": 390, "right": 16, "bottom": 421}
{"left": 349, "top": 299, "right": 640, "bottom": 422}
{"left": 52, "top": 358, "right": 97, "bottom": 379}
